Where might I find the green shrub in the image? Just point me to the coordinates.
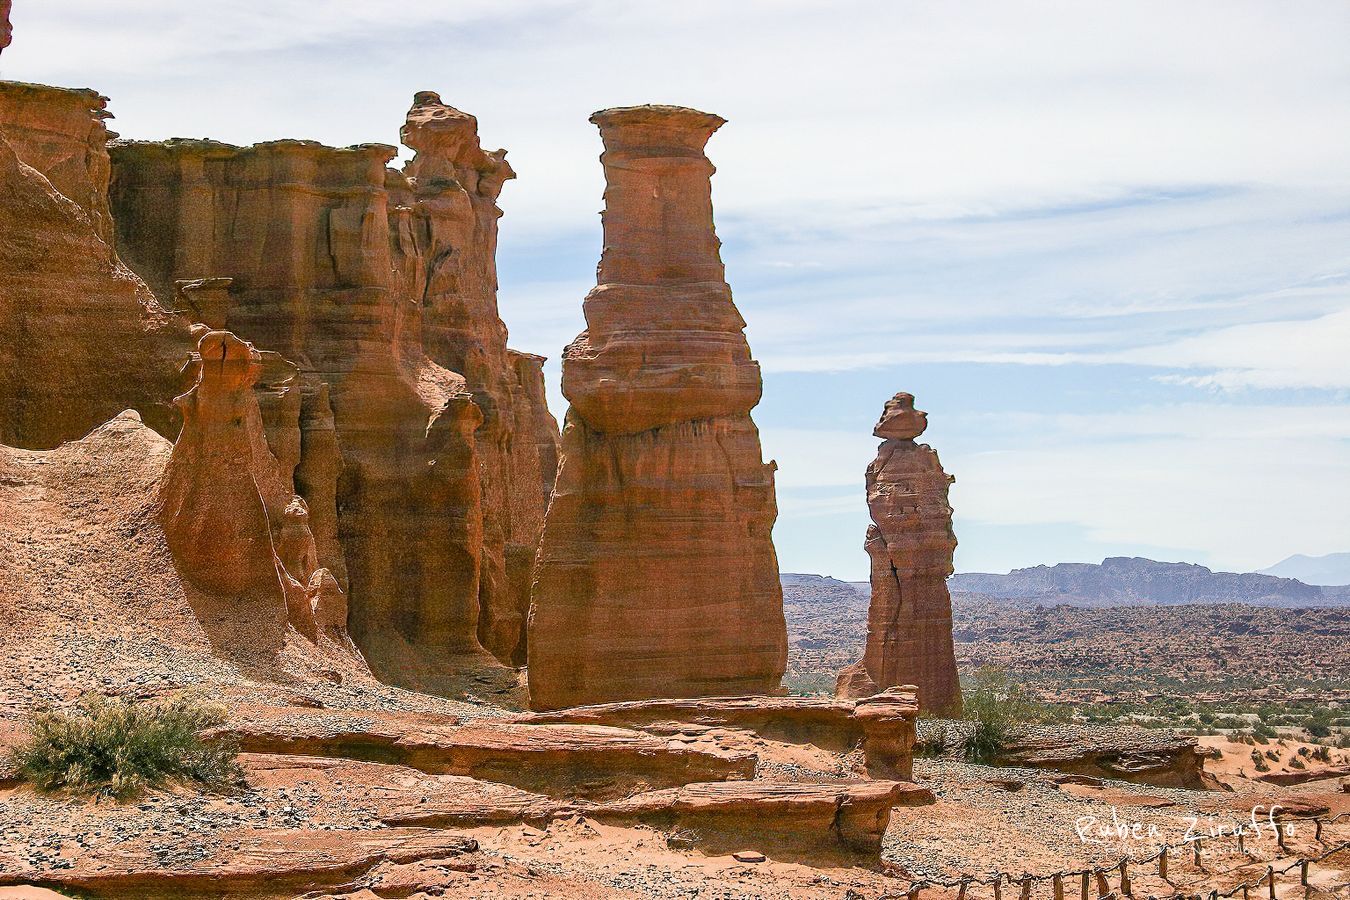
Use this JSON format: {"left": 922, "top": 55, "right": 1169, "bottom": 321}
{"left": 961, "top": 667, "right": 1040, "bottom": 764}
{"left": 8, "top": 694, "right": 242, "bottom": 800}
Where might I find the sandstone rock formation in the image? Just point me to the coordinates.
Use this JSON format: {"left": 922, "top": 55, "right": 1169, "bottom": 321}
{"left": 992, "top": 724, "right": 1214, "bottom": 790}
{"left": 218, "top": 705, "right": 756, "bottom": 801}
{"left": 161, "top": 328, "right": 359, "bottom": 663}
{"left": 0, "top": 81, "right": 189, "bottom": 448}
{"left": 107, "top": 92, "right": 558, "bottom": 698}
{"left": 0, "top": 408, "right": 369, "bottom": 712}
{"left": 528, "top": 105, "right": 786, "bottom": 710}
{"left": 518, "top": 689, "right": 921, "bottom": 780}
{"left": 837, "top": 393, "right": 962, "bottom": 715}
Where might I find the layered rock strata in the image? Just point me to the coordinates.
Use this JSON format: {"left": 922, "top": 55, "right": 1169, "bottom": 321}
{"left": 837, "top": 394, "right": 963, "bottom": 715}
{"left": 217, "top": 705, "right": 756, "bottom": 801}
{"left": 517, "top": 688, "right": 921, "bottom": 779}
{"left": 161, "top": 329, "right": 358, "bottom": 663}
{"left": 107, "top": 93, "right": 558, "bottom": 697}
{"left": 528, "top": 105, "right": 786, "bottom": 710}
{"left": 993, "top": 724, "right": 1215, "bottom": 790}
{"left": 0, "top": 81, "right": 189, "bottom": 448}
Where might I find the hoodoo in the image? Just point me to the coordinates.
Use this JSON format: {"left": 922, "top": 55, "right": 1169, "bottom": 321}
{"left": 837, "top": 393, "right": 963, "bottom": 715}
{"left": 106, "top": 93, "right": 558, "bottom": 699}
{"left": 527, "top": 105, "right": 787, "bottom": 710}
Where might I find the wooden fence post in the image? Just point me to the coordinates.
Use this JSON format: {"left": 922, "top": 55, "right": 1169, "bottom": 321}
{"left": 907, "top": 882, "right": 922, "bottom": 900}
{"left": 1314, "top": 820, "right": 1322, "bottom": 842}
{"left": 1237, "top": 828, "right": 1245, "bottom": 855}
{"left": 957, "top": 880, "right": 969, "bottom": 900}
{"left": 1194, "top": 838, "right": 1203, "bottom": 867}
{"left": 1266, "top": 866, "right": 1276, "bottom": 900}
{"left": 1158, "top": 846, "right": 1168, "bottom": 881}
{"left": 1020, "top": 876, "right": 1033, "bottom": 900}
{"left": 1080, "top": 870, "right": 1090, "bottom": 900}
{"left": 994, "top": 877, "right": 1003, "bottom": 900}
{"left": 1275, "top": 822, "right": 1286, "bottom": 852}
{"left": 1118, "top": 859, "right": 1130, "bottom": 896}
{"left": 1053, "top": 872, "right": 1064, "bottom": 900}
{"left": 1095, "top": 869, "right": 1111, "bottom": 897}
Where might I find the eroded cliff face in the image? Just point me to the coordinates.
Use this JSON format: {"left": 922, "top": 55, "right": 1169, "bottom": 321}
{"left": 107, "top": 94, "right": 557, "bottom": 699}
{"left": 393, "top": 93, "right": 545, "bottom": 666}
{"left": 0, "top": 75, "right": 363, "bottom": 689}
{"left": 528, "top": 106, "right": 786, "bottom": 710}
{"left": 836, "top": 393, "right": 962, "bottom": 715}
{"left": 0, "top": 81, "right": 190, "bottom": 448}
{"left": 161, "top": 328, "right": 364, "bottom": 668}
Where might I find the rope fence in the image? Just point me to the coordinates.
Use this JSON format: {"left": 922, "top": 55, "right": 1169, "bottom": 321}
{"left": 886, "top": 811, "right": 1350, "bottom": 900}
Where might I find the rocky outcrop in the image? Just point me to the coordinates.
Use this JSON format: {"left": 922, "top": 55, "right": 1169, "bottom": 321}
{"left": 3, "top": 827, "right": 480, "bottom": 899}
{"left": 160, "top": 329, "right": 360, "bottom": 663}
{"left": 0, "top": 81, "right": 189, "bottom": 449}
{"left": 393, "top": 93, "right": 551, "bottom": 667}
{"left": 0, "top": 80, "right": 116, "bottom": 242}
{"left": 518, "top": 689, "right": 921, "bottom": 780}
{"left": 528, "top": 105, "right": 786, "bottom": 710}
{"left": 599, "top": 779, "right": 931, "bottom": 860}
{"left": 837, "top": 393, "right": 962, "bottom": 715}
{"left": 218, "top": 705, "right": 756, "bottom": 800}
{"left": 0, "top": 407, "right": 369, "bottom": 714}
{"left": 108, "top": 92, "right": 558, "bottom": 699}
{"left": 993, "top": 724, "right": 1214, "bottom": 790}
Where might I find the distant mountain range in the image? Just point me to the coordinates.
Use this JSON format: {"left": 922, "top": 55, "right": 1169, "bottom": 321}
{"left": 946, "top": 557, "right": 1350, "bottom": 608}
{"left": 1258, "top": 552, "right": 1350, "bottom": 587}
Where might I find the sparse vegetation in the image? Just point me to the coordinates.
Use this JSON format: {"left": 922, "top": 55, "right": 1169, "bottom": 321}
{"left": 916, "top": 719, "right": 956, "bottom": 758}
{"left": 961, "top": 666, "right": 1050, "bottom": 763}
{"left": 8, "top": 694, "right": 242, "bottom": 800}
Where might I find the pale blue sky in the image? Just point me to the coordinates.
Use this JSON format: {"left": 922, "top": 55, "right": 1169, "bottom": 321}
{"left": 6, "top": 1, "right": 1348, "bottom": 578}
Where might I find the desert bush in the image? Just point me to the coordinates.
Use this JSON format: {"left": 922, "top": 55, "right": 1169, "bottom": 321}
{"left": 961, "top": 667, "right": 1042, "bottom": 764}
{"left": 8, "top": 694, "right": 242, "bottom": 800}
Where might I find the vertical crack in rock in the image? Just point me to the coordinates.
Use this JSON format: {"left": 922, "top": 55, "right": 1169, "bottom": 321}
{"left": 527, "top": 105, "right": 787, "bottom": 710}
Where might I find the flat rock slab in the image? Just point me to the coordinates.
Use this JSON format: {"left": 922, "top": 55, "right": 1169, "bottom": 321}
{"left": 2, "top": 826, "right": 476, "bottom": 899}
{"left": 1257, "top": 764, "right": 1350, "bottom": 786}
{"left": 992, "top": 724, "right": 1214, "bottom": 790}
{"left": 244, "top": 754, "right": 569, "bottom": 828}
{"left": 512, "top": 690, "right": 920, "bottom": 779}
{"left": 221, "top": 706, "right": 756, "bottom": 800}
{"left": 597, "top": 779, "right": 934, "bottom": 860}
{"left": 244, "top": 754, "right": 929, "bottom": 865}
{"left": 514, "top": 695, "right": 863, "bottom": 751}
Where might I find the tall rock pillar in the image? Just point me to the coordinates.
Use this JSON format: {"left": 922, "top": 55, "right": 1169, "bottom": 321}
{"left": 527, "top": 105, "right": 786, "bottom": 710}
{"left": 837, "top": 393, "right": 963, "bottom": 715}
